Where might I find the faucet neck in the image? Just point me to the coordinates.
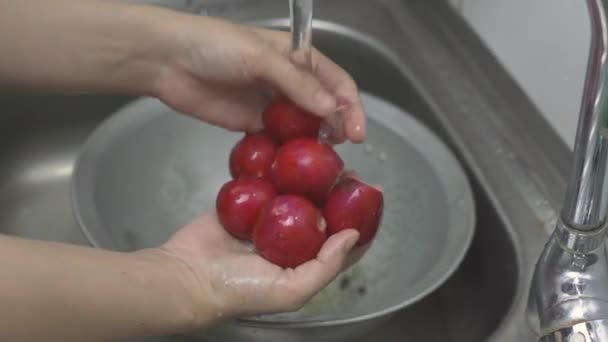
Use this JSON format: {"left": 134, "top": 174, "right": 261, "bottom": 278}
{"left": 529, "top": 5, "right": 608, "bottom": 340}
{"left": 561, "top": 0, "right": 608, "bottom": 231}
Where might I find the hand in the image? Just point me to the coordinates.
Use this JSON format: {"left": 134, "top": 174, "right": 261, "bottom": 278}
{"left": 158, "top": 214, "right": 363, "bottom": 324}
{"left": 153, "top": 16, "right": 366, "bottom": 144}
{"left": 1, "top": 1, "right": 366, "bottom": 144}
{"left": 151, "top": 16, "right": 370, "bottom": 324}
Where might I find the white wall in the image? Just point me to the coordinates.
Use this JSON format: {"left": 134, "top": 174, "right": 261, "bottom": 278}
{"left": 449, "top": 0, "right": 590, "bottom": 148}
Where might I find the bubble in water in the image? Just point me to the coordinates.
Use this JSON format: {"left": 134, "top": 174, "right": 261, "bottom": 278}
{"left": 378, "top": 152, "right": 387, "bottom": 161}
{"left": 243, "top": 241, "right": 255, "bottom": 252}
{"left": 365, "top": 144, "right": 374, "bottom": 153}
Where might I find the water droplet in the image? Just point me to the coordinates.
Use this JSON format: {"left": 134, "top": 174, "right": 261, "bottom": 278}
{"left": 318, "top": 124, "right": 332, "bottom": 142}
{"left": 244, "top": 241, "right": 255, "bottom": 252}
{"left": 378, "top": 152, "right": 387, "bottom": 161}
{"left": 365, "top": 144, "right": 374, "bottom": 153}
{"left": 216, "top": 312, "right": 224, "bottom": 318}
{"left": 222, "top": 273, "right": 230, "bottom": 287}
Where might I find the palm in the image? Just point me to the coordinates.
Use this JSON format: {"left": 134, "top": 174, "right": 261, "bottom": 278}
{"left": 157, "top": 72, "right": 271, "bottom": 133}
{"left": 162, "top": 214, "right": 361, "bottom": 317}
{"left": 153, "top": 21, "right": 279, "bottom": 134}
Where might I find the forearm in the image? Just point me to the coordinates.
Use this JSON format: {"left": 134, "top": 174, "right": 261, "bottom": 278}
{"left": 0, "top": 0, "right": 178, "bottom": 95}
{"left": 0, "top": 234, "right": 214, "bottom": 341}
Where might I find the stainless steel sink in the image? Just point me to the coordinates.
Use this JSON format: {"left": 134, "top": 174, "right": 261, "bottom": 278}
{"left": 0, "top": 0, "right": 571, "bottom": 341}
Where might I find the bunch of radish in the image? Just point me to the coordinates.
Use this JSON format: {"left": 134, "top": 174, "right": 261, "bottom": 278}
{"left": 216, "top": 97, "right": 384, "bottom": 268}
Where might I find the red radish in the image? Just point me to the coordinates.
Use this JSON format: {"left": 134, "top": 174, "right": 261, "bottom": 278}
{"left": 253, "top": 195, "right": 327, "bottom": 268}
{"left": 216, "top": 178, "right": 277, "bottom": 241}
{"left": 270, "top": 137, "right": 344, "bottom": 204}
{"left": 323, "top": 175, "right": 384, "bottom": 246}
{"left": 229, "top": 132, "right": 278, "bottom": 179}
{"left": 262, "top": 97, "right": 323, "bottom": 143}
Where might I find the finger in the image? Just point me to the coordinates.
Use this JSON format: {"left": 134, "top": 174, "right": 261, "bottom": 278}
{"left": 251, "top": 46, "right": 338, "bottom": 118}
{"left": 341, "top": 169, "right": 361, "bottom": 180}
{"left": 251, "top": 28, "right": 365, "bottom": 143}
{"left": 343, "top": 243, "right": 370, "bottom": 270}
{"left": 311, "top": 50, "right": 367, "bottom": 143}
{"left": 273, "top": 229, "right": 360, "bottom": 310}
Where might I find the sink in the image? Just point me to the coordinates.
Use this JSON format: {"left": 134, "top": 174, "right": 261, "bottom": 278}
{"left": 0, "top": 1, "right": 570, "bottom": 341}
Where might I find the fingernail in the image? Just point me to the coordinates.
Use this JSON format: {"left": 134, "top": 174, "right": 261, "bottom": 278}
{"left": 343, "top": 232, "right": 360, "bottom": 254}
{"left": 336, "top": 96, "right": 351, "bottom": 112}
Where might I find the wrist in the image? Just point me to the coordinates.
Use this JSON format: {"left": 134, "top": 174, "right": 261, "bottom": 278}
{"left": 134, "top": 247, "right": 225, "bottom": 332}
{"left": 125, "top": 248, "right": 200, "bottom": 334}
{"left": 98, "top": 2, "right": 182, "bottom": 97}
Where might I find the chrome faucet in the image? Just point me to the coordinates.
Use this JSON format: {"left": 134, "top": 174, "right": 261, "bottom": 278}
{"left": 529, "top": 0, "right": 608, "bottom": 340}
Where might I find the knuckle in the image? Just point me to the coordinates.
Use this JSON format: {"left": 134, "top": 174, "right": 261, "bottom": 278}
{"left": 240, "top": 44, "right": 268, "bottom": 80}
{"left": 309, "top": 81, "right": 326, "bottom": 100}
{"left": 300, "top": 77, "right": 327, "bottom": 107}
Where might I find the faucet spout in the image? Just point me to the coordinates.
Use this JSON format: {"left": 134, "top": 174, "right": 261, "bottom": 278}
{"left": 529, "top": 1, "right": 608, "bottom": 340}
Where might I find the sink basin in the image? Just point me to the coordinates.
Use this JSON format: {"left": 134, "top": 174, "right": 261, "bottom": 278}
{"left": 0, "top": 1, "right": 570, "bottom": 341}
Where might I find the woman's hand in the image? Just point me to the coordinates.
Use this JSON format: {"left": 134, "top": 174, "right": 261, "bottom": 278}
{"left": 1, "top": 1, "right": 365, "bottom": 143}
{"left": 153, "top": 16, "right": 366, "bottom": 144}
{"left": 159, "top": 214, "right": 363, "bottom": 324}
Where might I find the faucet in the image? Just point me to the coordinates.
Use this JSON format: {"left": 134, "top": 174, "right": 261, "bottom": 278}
{"left": 529, "top": 0, "right": 608, "bottom": 340}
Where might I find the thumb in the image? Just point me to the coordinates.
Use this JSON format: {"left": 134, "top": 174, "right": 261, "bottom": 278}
{"left": 254, "top": 47, "right": 337, "bottom": 117}
{"left": 315, "top": 229, "right": 361, "bottom": 267}
{"left": 273, "top": 229, "right": 360, "bottom": 311}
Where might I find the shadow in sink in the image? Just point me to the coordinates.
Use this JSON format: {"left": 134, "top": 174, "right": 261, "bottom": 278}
{"left": 0, "top": 20, "right": 518, "bottom": 342}
{"left": 0, "top": 95, "right": 133, "bottom": 245}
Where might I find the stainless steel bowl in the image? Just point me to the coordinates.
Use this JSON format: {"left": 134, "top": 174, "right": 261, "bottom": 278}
{"left": 70, "top": 91, "right": 476, "bottom": 342}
